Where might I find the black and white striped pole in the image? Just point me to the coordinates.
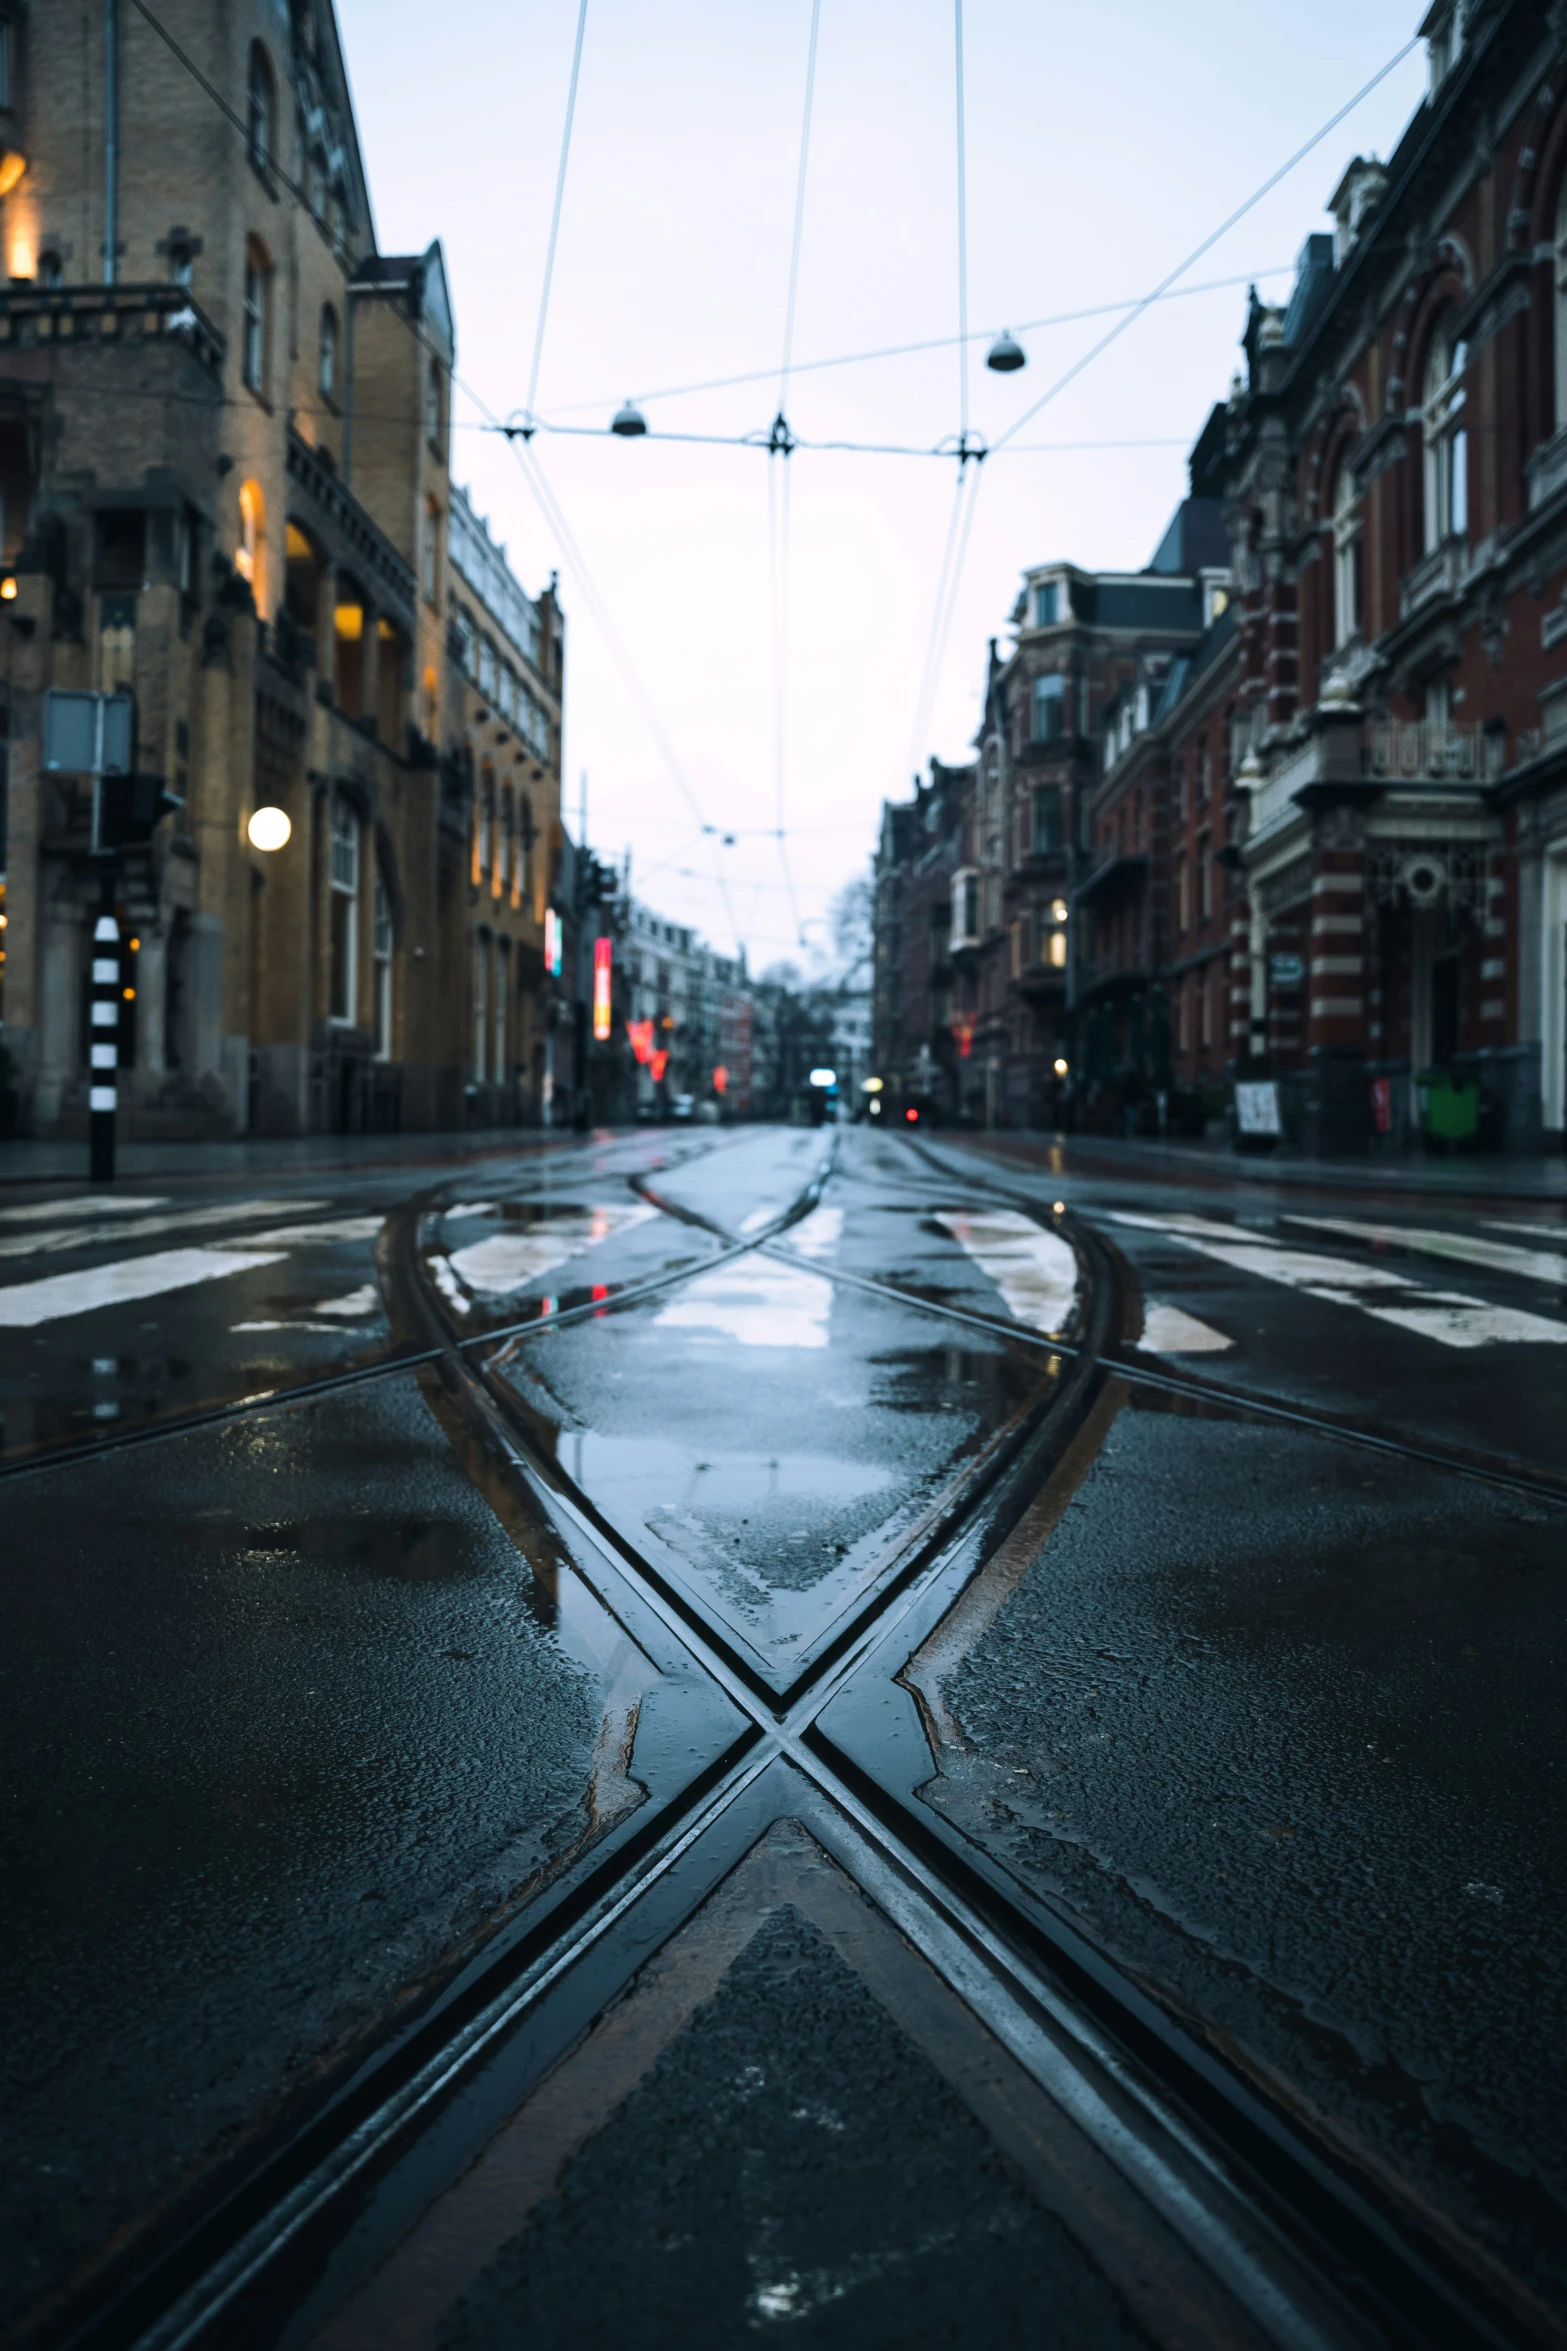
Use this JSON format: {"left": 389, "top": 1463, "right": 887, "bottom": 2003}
{"left": 89, "top": 866, "right": 120, "bottom": 1186}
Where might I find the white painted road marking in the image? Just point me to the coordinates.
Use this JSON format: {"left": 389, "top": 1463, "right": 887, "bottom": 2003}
{"left": 1285, "top": 1215, "right": 1567, "bottom": 1290}
{"left": 933, "top": 1210, "right": 1079, "bottom": 1337}
{"left": 444, "top": 1203, "right": 657, "bottom": 1303}
{"left": 1138, "top": 1302, "right": 1234, "bottom": 1354}
{"left": 0, "top": 1198, "right": 331, "bottom": 1266}
{"left": 787, "top": 1205, "right": 843, "bottom": 1261}
{"left": 0, "top": 1196, "right": 167, "bottom": 1226}
{"left": 1108, "top": 1212, "right": 1567, "bottom": 1349}
{"left": 0, "top": 1247, "right": 287, "bottom": 1329}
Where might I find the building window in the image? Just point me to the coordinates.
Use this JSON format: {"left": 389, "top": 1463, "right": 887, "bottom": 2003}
{"left": 1032, "top": 673, "right": 1065, "bottom": 743}
{"left": 473, "top": 931, "right": 489, "bottom": 1079}
{"left": 247, "top": 45, "right": 275, "bottom": 177}
{"left": 1196, "top": 736, "right": 1210, "bottom": 804}
{"left": 329, "top": 795, "right": 360, "bottom": 1024}
{"left": 242, "top": 243, "right": 270, "bottom": 394}
{"left": 373, "top": 872, "right": 393, "bottom": 1060}
{"left": 1332, "top": 459, "right": 1362, "bottom": 647}
{"left": 1033, "top": 783, "right": 1063, "bottom": 853}
{"left": 423, "top": 501, "right": 439, "bottom": 604}
{"left": 453, "top": 605, "right": 475, "bottom": 679}
{"left": 1555, "top": 184, "right": 1567, "bottom": 433}
{"left": 1034, "top": 580, "right": 1058, "bottom": 627}
{"left": 167, "top": 244, "right": 193, "bottom": 289}
{"left": 318, "top": 304, "right": 338, "bottom": 403}
{"left": 38, "top": 251, "right": 63, "bottom": 288}
{"left": 1423, "top": 322, "right": 1467, "bottom": 551}
{"left": 235, "top": 478, "right": 265, "bottom": 607}
{"left": 952, "top": 867, "right": 980, "bottom": 948}
{"left": 0, "top": 23, "right": 11, "bottom": 110}
{"left": 494, "top": 937, "right": 510, "bottom": 1086}
{"left": 1198, "top": 833, "right": 1212, "bottom": 923}
{"left": 496, "top": 788, "right": 512, "bottom": 900}
{"left": 518, "top": 794, "right": 533, "bottom": 905}
{"left": 427, "top": 358, "right": 443, "bottom": 455}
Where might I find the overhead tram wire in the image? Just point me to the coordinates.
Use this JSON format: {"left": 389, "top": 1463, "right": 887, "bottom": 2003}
{"left": 906, "top": 0, "right": 984, "bottom": 784}
{"left": 523, "top": 0, "right": 591, "bottom": 431}
{"left": 769, "top": 0, "right": 823, "bottom": 951}
{"left": 988, "top": 33, "right": 1421, "bottom": 456}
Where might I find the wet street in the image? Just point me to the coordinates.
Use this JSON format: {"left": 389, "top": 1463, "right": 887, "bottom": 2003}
{"left": 3, "top": 1123, "right": 1565, "bottom": 2351}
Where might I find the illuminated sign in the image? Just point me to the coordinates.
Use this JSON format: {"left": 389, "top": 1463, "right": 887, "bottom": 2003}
{"left": 593, "top": 936, "right": 613, "bottom": 1041}
{"left": 808, "top": 1067, "right": 836, "bottom": 1088}
{"left": 544, "top": 908, "right": 563, "bottom": 976}
{"left": 712, "top": 1066, "right": 728, "bottom": 1096}
{"left": 627, "top": 1018, "right": 655, "bottom": 1064}
{"left": 650, "top": 1048, "right": 670, "bottom": 1083}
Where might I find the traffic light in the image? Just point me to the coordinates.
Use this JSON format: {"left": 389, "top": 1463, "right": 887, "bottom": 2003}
{"left": 98, "top": 774, "right": 179, "bottom": 849}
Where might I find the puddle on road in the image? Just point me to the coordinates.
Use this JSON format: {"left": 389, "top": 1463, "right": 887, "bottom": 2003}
{"left": 499, "top": 1334, "right": 1046, "bottom": 1677}
{"left": 427, "top": 1198, "right": 702, "bottom": 1333}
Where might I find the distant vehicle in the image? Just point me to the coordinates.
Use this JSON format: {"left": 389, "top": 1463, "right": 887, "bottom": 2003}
{"left": 669, "top": 1093, "right": 696, "bottom": 1121}
{"left": 695, "top": 1099, "right": 721, "bottom": 1124}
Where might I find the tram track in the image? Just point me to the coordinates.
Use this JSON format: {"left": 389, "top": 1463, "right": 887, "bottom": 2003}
{"left": 14, "top": 1132, "right": 1562, "bottom": 2350}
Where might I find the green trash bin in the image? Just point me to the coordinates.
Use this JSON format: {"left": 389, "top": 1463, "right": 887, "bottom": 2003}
{"left": 1416, "top": 1069, "right": 1479, "bottom": 1146}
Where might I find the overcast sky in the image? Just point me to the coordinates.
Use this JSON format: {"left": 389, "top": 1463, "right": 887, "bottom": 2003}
{"left": 337, "top": 0, "right": 1429, "bottom": 971}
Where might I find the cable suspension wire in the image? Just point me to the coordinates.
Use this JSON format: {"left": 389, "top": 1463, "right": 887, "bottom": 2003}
{"left": 525, "top": 0, "right": 591, "bottom": 427}
{"left": 989, "top": 34, "right": 1420, "bottom": 454}
{"left": 905, "top": 461, "right": 971, "bottom": 783}
{"left": 539, "top": 267, "right": 1295, "bottom": 416}
{"left": 767, "top": 0, "right": 822, "bottom": 950}
{"left": 953, "top": 0, "right": 969, "bottom": 452}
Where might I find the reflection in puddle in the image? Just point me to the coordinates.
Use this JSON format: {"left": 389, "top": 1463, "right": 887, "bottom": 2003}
{"left": 652, "top": 1256, "right": 832, "bottom": 1349}
{"left": 436, "top": 1203, "right": 658, "bottom": 1312}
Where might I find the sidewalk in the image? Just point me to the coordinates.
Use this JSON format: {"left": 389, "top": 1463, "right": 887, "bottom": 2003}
{"left": 0, "top": 1126, "right": 586, "bottom": 1190}
{"left": 950, "top": 1128, "right": 1567, "bottom": 1204}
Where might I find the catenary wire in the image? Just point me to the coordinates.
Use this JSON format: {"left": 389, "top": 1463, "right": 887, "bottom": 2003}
{"left": 953, "top": 0, "right": 969, "bottom": 450}
{"left": 534, "top": 267, "right": 1295, "bottom": 416}
{"left": 525, "top": 0, "right": 591, "bottom": 425}
{"left": 989, "top": 35, "right": 1421, "bottom": 454}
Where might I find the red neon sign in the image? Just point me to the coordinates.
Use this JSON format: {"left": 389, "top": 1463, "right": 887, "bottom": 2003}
{"left": 712, "top": 1065, "right": 728, "bottom": 1096}
{"left": 626, "top": 1018, "right": 655, "bottom": 1065}
{"left": 593, "top": 936, "right": 612, "bottom": 1041}
{"left": 650, "top": 1048, "right": 670, "bottom": 1083}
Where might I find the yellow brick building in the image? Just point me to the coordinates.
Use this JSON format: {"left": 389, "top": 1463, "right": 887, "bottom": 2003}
{"left": 0, "top": 0, "right": 564, "bottom": 1137}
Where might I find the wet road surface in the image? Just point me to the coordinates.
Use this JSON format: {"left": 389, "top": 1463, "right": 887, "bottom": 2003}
{"left": 2, "top": 1124, "right": 1565, "bottom": 2348}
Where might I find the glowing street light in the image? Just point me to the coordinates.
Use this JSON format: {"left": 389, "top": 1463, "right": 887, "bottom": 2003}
{"left": 247, "top": 805, "right": 291, "bottom": 851}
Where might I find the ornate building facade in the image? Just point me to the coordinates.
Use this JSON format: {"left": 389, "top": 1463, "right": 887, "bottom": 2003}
{"left": 0, "top": 0, "right": 564, "bottom": 1138}
{"left": 876, "top": 0, "right": 1567, "bottom": 1155}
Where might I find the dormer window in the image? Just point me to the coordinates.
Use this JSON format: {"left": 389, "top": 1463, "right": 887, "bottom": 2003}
{"left": 1033, "top": 579, "right": 1059, "bottom": 627}
{"left": 1421, "top": 1, "right": 1462, "bottom": 93}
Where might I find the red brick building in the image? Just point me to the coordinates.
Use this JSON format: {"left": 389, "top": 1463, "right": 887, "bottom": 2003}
{"left": 876, "top": 0, "right": 1567, "bottom": 1155}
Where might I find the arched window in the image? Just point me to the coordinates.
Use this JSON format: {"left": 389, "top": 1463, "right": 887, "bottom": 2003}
{"left": 318, "top": 304, "right": 338, "bottom": 403}
{"left": 236, "top": 478, "right": 265, "bottom": 608}
{"left": 247, "top": 45, "right": 274, "bottom": 175}
{"left": 1555, "top": 183, "right": 1567, "bottom": 433}
{"left": 426, "top": 358, "right": 443, "bottom": 454}
{"left": 1332, "top": 458, "right": 1362, "bottom": 647}
{"left": 242, "top": 239, "right": 271, "bottom": 393}
{"left": 1423, "top": 320, "right": 1467, "bottom": 552}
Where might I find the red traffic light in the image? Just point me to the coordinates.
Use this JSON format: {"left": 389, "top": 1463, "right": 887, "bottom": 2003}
{"left": 905, "top": 1107, "right": 919, "bottom": 1123}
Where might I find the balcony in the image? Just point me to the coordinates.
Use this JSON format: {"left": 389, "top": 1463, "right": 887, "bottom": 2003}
{"left": 1398, "top": 537, "right": 1465, "bottom": 621}
{"left": 1073, "top": 850, "right": 1147, "bottom": 908}
{"left": 1528, "top": 427, "right": 1567, "bottom": 513}
{"left": 1360, "top": 722, "right": 1506, "bottom": 784}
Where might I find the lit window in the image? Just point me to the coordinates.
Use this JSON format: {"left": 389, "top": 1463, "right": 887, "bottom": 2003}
{"left": 318, "top": 304, "right": 338, "bottom": 402}
{"left": 235, "top": 479, "right": 265, "bottom": 604}
{"left": 1423, "top": 323, "right": 1467, "bottom": 551}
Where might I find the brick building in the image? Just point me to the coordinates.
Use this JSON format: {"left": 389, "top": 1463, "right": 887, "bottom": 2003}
{"left": 0, "top": 0, "right": 564, "bottom": 1139}
{"left": 876, "top": 0, "right": 1567, "bottom": 1156}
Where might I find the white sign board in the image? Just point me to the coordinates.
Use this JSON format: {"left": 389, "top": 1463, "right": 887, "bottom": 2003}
{"left": 42, "top": 690, "right": 133, "bottom": 776}
{"left": 1234, "top": 1080, "right": 1282, "bottom": 1138}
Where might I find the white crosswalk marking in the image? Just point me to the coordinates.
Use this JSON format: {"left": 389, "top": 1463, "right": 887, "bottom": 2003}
{"left": 1138, "top": 1302, "right": 1233, "bottom": 1354}
{"left": 653, "top": 1256, "right": 833, "bottom": 1348}
{"left": 933, "top": 1210, "right": 1078, "bottom": 1335}
{"left": 1108, "top": 1211, "right": 1567, "bottom": 1349}
{"left": 1286, "top": 1215, "right": 1567, "bottom": 1289}
{"left": 0, "top": 1246, "right": 287, "bottom": 1329}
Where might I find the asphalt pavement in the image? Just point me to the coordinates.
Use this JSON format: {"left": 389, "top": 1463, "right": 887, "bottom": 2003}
{"left": 1, "top": 1122, "right": 1564, "bottom": 2350}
